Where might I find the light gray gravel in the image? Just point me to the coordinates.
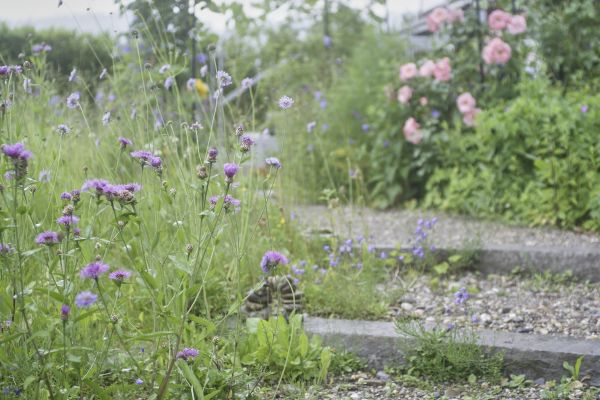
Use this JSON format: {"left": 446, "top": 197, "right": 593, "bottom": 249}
{"left": 386, "top": 272, "right": 600, "bottom": 339}
{"left": 260, "top": 372, "right": 600, "bottom": 399}
{"left": 294, "top": 205, "right": 600, "bottom": 251}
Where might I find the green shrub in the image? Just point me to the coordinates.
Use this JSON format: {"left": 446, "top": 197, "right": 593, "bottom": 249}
{"left": 425, "top": 78, "right": 600, "bottom": 230}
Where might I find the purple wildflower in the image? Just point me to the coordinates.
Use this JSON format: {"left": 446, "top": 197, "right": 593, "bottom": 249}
{"left": 2, "top": 143, "right": 31, "bottom": 160}
{"left": 361, "top": 123, "right": 370, "bottom": 133}
{"left": 130, "top": 150, "right": 153, "bottom": 161}
{"left": 164, "top": 76, "right": 175, "bottom": 90}
{"left": 323, "top": 35, "right": 332, "bottom": 48}
{"left": 240, "top": 135, "right": 254, "bottom": 153}
{"left": 176, "top": 347, "right": 199, "bottom": 361}
{"left": 118, "top": 137, "right": 132, "bottom": 148}
{"left": 159, "top": 64, "right": 170, "bottom": 74}
{"left": 196, "top": 53, "right": 207, "bottom": 64}
{"left": 80, "top": 261, "right": 110, "bottom": 280}
{"left": 57, "top": 215, "right": 79, "bottom": 226}
{"left": 581, "top": 105, "right": 589, "bottom": 113}
{"left": 241, "top": 77, "right": 253, "bottom": 89}
{"left": 135, "top": 378, "right": 144, "bottom": 385}
{"left": 60, "top": 192, "right": 72, "bottom": 201}
{"left": 307, "top": 121, "right": 316, "bottom": 133}
{"left": 109, "top": 270, "right": 132, "bottom": 283}
{"left": 223, "top": 195, "right": 241, "bottom": 212}
{"left": 260, "top": 250, "right": 289, "bottom": 274}
{"left": 223, "top": 163, "right": 239, "bottom": 180}
{"left": 82, "top": 179, "right": 110, "bottom": 195}
{"left": 216, "top": 70, "right": 232, "bottom": 87}
{"left": 207, "top": 147, "right": 218, "bottom": 163}
{"left": 278, "top": 96, "right": 294, "bottom": 109}
{"left": 68, "top": 68, "right": 77, "bottom": 82}
{"left": 0, "top": 243, "right": 14, "bottom": 255}
{"left": 61, "top": 304, "right": 70, "bottom": 320}
{"left": 57, "top": 124, "right": 71, "bottom": 135}
{"left": 75, "top": 291, "right": 97, "bottom": 308}
{"left": 454, "top": 287, "right": 469, "bottom": 305}
{"left": 35, "top": 231, "right": 61, "bottom": 245}
{"left": 319, "top": 99, "right": 327, "bottom": 109}
{"left": 66, "top": 92, "right": 80, "bottom": 109}
{"left": 265, "top": 157, "right": 281, "bottom": 169}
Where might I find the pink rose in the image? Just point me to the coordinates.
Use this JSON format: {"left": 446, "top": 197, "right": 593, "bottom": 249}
{"left": 463, "top": 108, "right": 481, "bottom": 127}
{"left": 447, "top": 8, "right": 464, "bottom": 23}
{"left": 488, "top": 9, "right": 511, "bottom": 31}
{"left": 456, "top": 92, "right": 476, "bottom": 114}
{"left": 399, "top": 63, "right": 418, "bottom": 81}
{"left": 419, "top": 97, "right": 428, "bottom": 106}
{"left": 433, "top": 57, "right": 451, "bottom": 82}
{"left": 397, "top": 85, "right": 413, "bottom": 104}
{"left": 427, "top": 7, "right": 448, "bottom": 32}
{"left": 419, "top": 60, "right": 436, "bottom": 78}
{"left": 482, "top": 37, "right": 512, "bottom": 65}
{"left": 507, "top": 14, "right": 526, "bottom": 35}
{"left": 403, "top": 118, "right": 422, "bottom": 144}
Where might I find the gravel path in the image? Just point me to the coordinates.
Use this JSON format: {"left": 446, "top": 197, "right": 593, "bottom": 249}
{"left": 385, "top": 272, "right": 600, "bottom": 339}
{"left": 293, "top": 205, "right": 600, "bottom": 251}
{"left": 261, "top": 371, "right": 599, "bottom": 399}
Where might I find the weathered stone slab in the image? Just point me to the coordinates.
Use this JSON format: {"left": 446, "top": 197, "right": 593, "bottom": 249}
{"left": 304, "top": 316, "right": 600, "bottom": 385}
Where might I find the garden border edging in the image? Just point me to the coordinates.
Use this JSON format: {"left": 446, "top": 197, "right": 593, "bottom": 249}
{"left": 303, "top": 316, "right": 600, "bottom": 386}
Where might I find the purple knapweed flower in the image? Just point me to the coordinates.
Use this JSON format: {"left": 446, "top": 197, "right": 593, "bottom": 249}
{"left": 80, "top": 261, "right": 110, "bottom": 280}
{"left": 2, "top": 143, "right": 31, "bottom": 160}
{"left": 66, "top": 92, "right": 80, "bottom": 109}
{"left": 223, "top": 163, "right": 239, "bottom": 180}
{"left": 216, "top": 70, "right": 232, "bottom": 87}
{"left": 223, "top": 195, "right": 241, "bottom": 211}
{"left": 176, "top": 347, "right": 199, "bottom": 361}
{"left": 82, "top": 178, "right": 110, "bottom": 195}
{"left": 454, "top": 287, "right": 469, "bottom": 305}
{"left": 278, "top": 96, "right": 294, "bottom": 109}
{"left": 61, "top": 304, "right": 70, "bottom": 320}
{"left": 36, "top": 231, "right": 61, "bottom": 245}
{"left": 68, "top": 68, "right": 77, "bottom": 82}
{"left": 60, "top": 192, "right": 72, "bottom": 201}
{"left": 109, "top": 270, "right": 132, "bottom": 284}
{"left": 240, "top": 135, "right": 254, "bottom": 153}
{"left": 118, "top": 137, "right": 132, "bottom": 148}
{"left": 57, "top": 215, "right": 79, "bottom": 227}
{"left": 207, "top": 147, "right": 218, "bottom": 163}
{"left": 150, "top": 156, "right": 162, "bottom": 168}
{"left": 75, "top": 291, "right": 97, "bottom": 308}
{"left": 265, "top": 157, "right": 281, "bottom": 169}
{"left": 260, "top": 250, "right": 289, "bottom": 274}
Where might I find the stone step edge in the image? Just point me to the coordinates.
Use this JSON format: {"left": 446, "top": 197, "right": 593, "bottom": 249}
{"left": 371, "top": 244, "right": 600, "bottom": 282}
{"left": 303, "top": 316, "right": 600, "bottom": 386}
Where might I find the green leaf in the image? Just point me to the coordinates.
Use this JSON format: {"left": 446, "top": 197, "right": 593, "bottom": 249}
{"left": 299, "top": 333, "right": 309, "bottom": 358}
{"left": 179, "top": 360, "right": 205, "bottom": 400}
{"left": 141, "top": 271, "right": 159, "bottom": 289}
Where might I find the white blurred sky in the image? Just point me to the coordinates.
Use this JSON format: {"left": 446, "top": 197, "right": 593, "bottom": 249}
{"left": 0, "top": 0, "right": 445, "bottom": 34}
